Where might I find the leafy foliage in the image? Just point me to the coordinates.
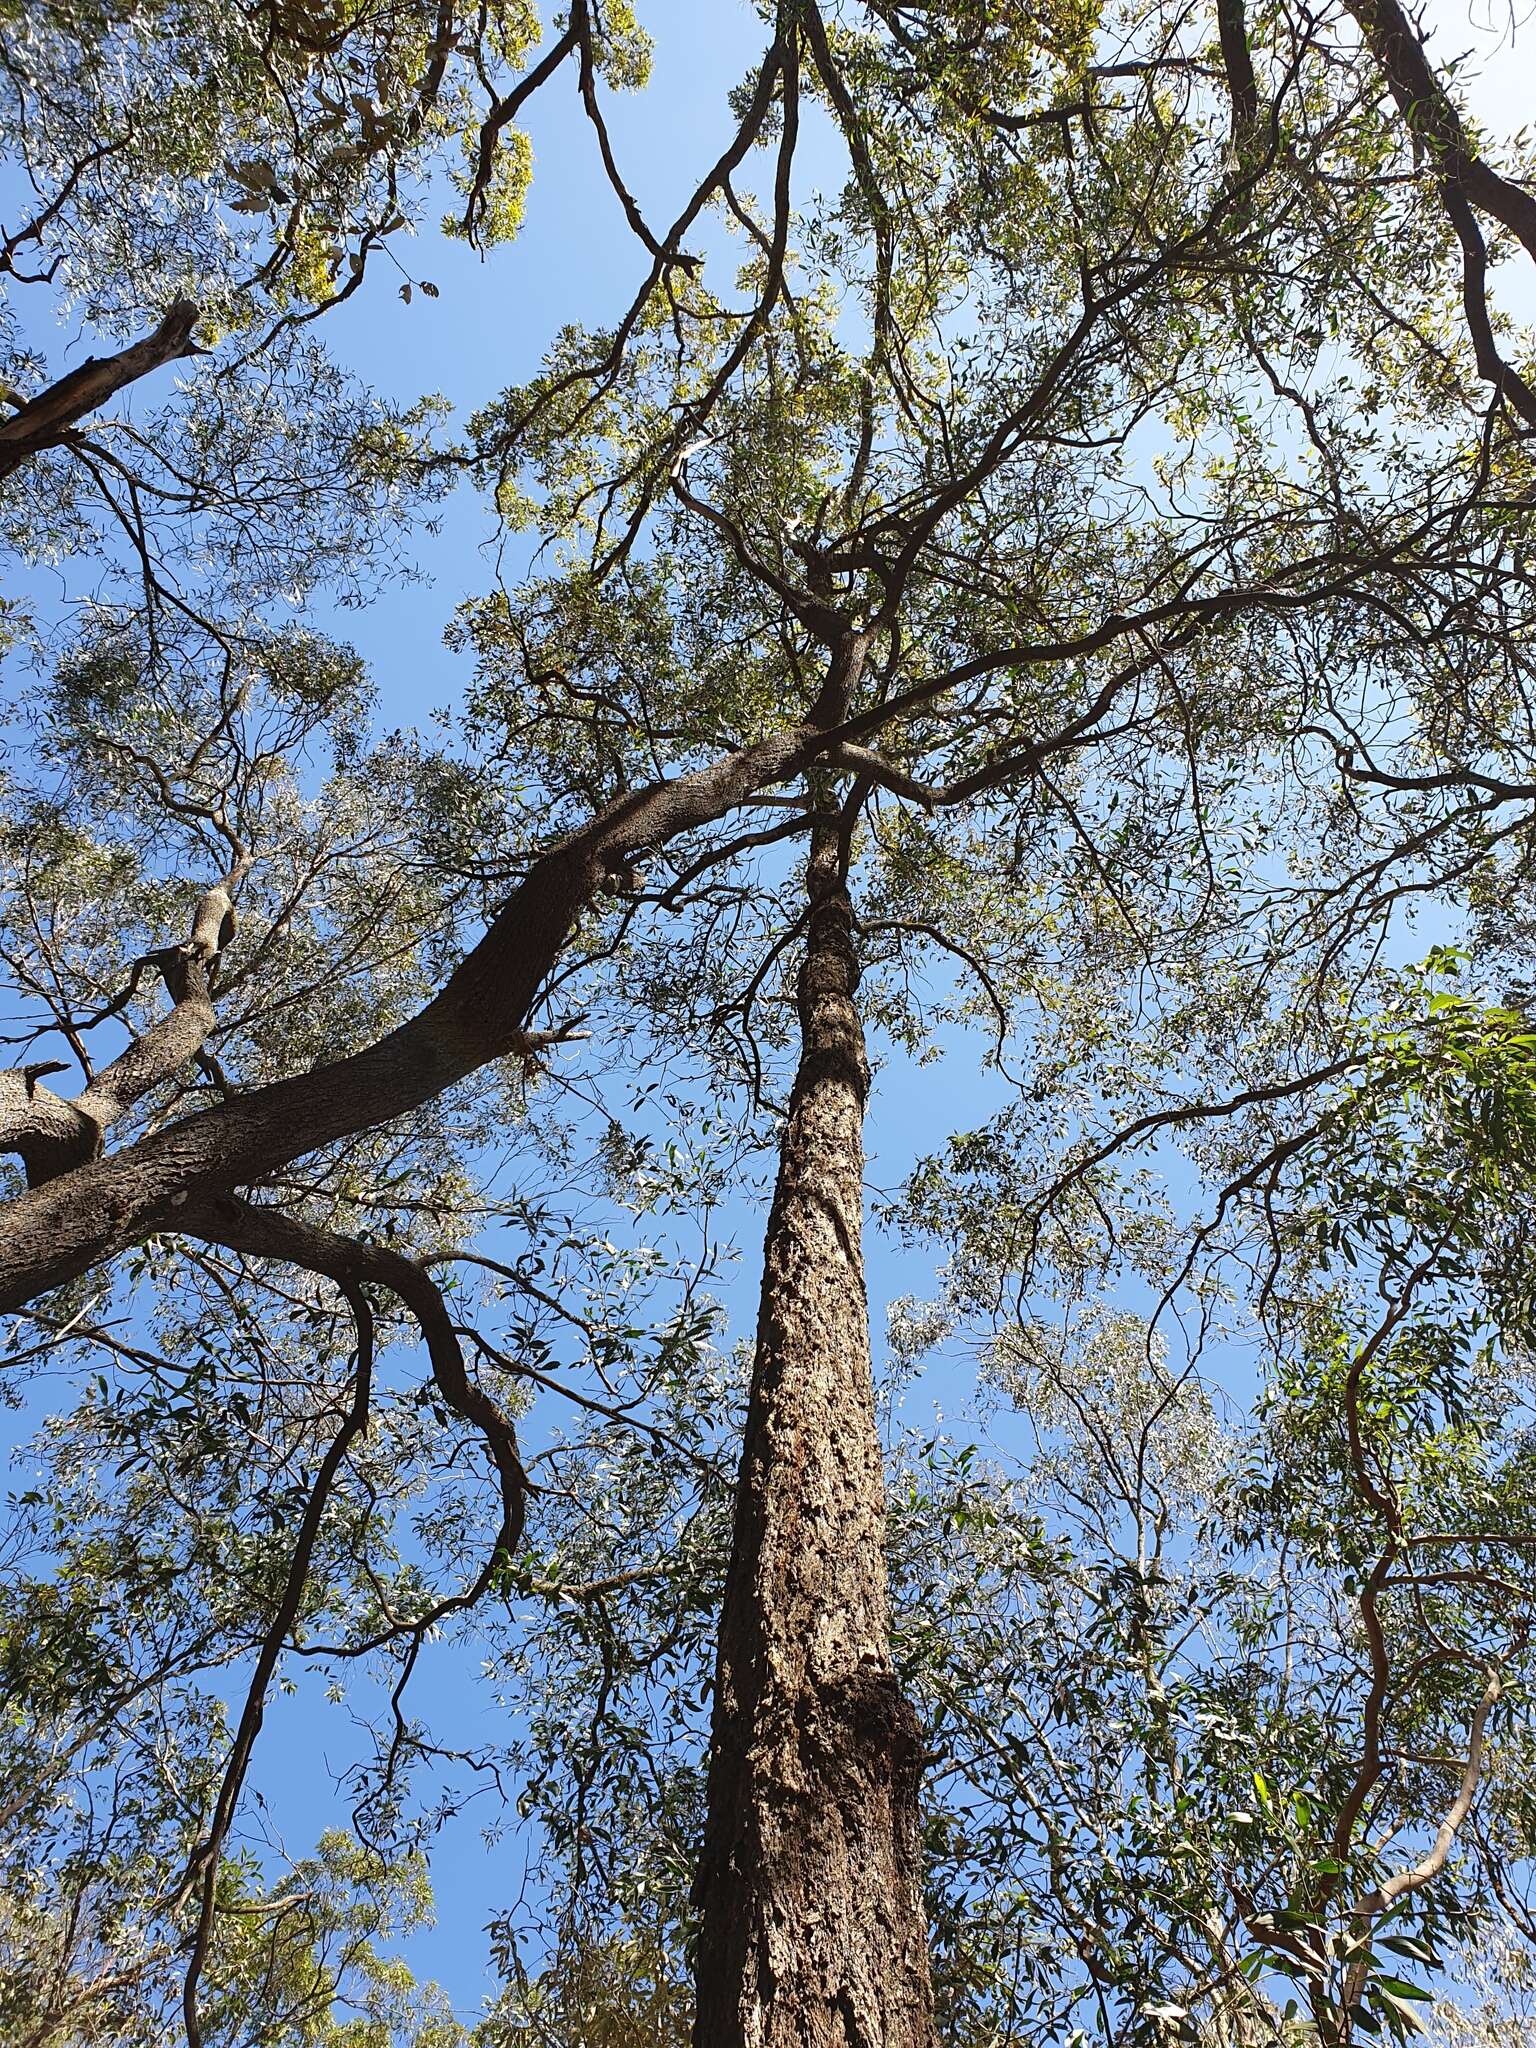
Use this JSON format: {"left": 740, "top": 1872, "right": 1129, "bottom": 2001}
{"left": 4, "top": 0, "right": 1536, "bottom": 2038}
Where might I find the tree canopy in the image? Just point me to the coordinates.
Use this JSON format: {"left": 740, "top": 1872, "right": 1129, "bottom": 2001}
{"left": 3, "top": 0, "right": 1536, "bottom": 2043}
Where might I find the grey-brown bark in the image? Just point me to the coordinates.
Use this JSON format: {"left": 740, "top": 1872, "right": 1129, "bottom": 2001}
{"left": 0, "top": 862, "right": 243, "bottom": 1184}
{"left": 0, "top": 301, "right": 200, "bottom": 477}
{"left": 693, "top": 825, "right": 934, "bottom": 2048}
{"left": 0, "top": 649, "right": 881, "bottom": 1312}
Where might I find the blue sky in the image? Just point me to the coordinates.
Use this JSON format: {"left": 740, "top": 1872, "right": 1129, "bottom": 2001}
{"left": 258, "top": 0, "right": 1536, "bottom": 2006}
{"left": 307, "top": 0, "right": 834, "bottom": 695}
{"left": 0, "top": 5, "right": 978, "bottom": 2019}
{"left": 4, "top": 0, "right": 1535, "bottom": 2025}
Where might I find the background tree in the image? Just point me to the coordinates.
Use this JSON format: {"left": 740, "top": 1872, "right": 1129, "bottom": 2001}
{"left": 468, "top": 966, "right": 1536, "bottom": 2048}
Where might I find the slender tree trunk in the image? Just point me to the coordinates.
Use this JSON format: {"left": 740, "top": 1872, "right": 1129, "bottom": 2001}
{"left": 694, "top": 823, "right": 935, "bottom": 2048}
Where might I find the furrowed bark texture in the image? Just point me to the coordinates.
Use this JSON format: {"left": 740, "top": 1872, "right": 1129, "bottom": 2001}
{"left": 694, "top": 829, "right": 934, "bottom": 2048}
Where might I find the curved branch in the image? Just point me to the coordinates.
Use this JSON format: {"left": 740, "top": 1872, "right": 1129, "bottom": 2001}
{"left": 1344, "top": 0, "right": 1536, "bottom": 425}
{"left": 167, "top": 1192, "right": 530, "bottom": 2042}
{"left": 182, "top": 1193, "right": 528, "bottom": 1580}
{"left": 1340, "top": 1668, "right": 1503, "bottom": 2011}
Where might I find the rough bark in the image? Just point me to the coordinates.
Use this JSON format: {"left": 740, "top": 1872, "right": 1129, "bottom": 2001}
{"left": 693, "top": 825, "right": 935, "bottom": 2048}
{"left": 0, "top": 301, "right": 200, "bottom": 477}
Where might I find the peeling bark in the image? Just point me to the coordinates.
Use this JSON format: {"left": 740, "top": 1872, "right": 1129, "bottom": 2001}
{"left": 693, "top": 825, "right": 935, "bottom": 2048}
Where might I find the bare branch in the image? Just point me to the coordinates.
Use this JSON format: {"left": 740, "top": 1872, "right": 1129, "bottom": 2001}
{"left": 0, "top": 302, "right": 201, "bottom": 478}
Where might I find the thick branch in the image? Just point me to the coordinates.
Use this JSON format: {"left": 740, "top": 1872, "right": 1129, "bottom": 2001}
{"left": 0, "top": 301, "right": 200, "bottom": 477}
{"left": 1344, "top": 0, "right": 1536, "bottom": 425}
{"left": 0, "top": 1064, "right": 96, "bottom": 1185}
{"left": 1216, "top": 0, "right": 1261, "bottom": 143}
{"left": 0, "top": 866, "right": 242, "bottom": 1185}
{"left": 0, "top": 656, "right": 873, "bottom": 1310}
{"left": 1345, "top": 0, "right": 1536, "bottom": 261}
{"left": 0, "top": 560, "right": 1404, "bottom": 1308}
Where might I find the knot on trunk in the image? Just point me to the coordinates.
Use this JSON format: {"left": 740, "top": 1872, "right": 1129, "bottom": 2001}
{"left": 807, "top": 1663, "right": 925, "bottom": 1808}
{"left": 163, "top": 947, "right": 214, "bottom": 1004}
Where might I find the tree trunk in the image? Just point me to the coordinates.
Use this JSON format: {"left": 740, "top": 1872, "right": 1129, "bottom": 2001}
{"left": 693, "top": 824, "right": 935, "bottom": 2048}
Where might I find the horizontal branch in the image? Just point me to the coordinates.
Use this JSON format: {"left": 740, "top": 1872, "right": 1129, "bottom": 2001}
{"left": 0, "top": 529, "right": 1462, "bottom": 1312}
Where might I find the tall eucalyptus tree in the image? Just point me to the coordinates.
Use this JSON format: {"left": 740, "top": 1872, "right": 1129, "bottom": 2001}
{"left": 3, "top": 1, "right": 1536, "bottom": 2043}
